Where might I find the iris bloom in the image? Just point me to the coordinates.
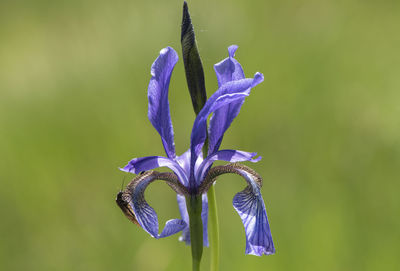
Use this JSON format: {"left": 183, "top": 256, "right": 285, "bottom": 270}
{"left": 118, "top": 45, "right": 275, "bottom": 256}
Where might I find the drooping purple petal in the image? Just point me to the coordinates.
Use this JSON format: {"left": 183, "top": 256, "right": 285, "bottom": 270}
{"left": 121, "top": 156, "right": 188, "bottom": 185}
{"left": 148, "top": 47, "right": 178, "bottom": 159}
{"left": 199, "top": 164, "right": 274, "bottom": 255}
{"left": 196, "top": 149, "right": 261, "bottom": 184}
{"left": 208, "top": 45, "right": 257, "bottom": 154}
{"left": 159, "top": 219, "right": 187, "bottom": 238}
{"left": 232, "top": 168, "right": 275, "bottom": 256}
{"left": 177, "top": 194, "right": 209, "bottom": 246}
{"left": 189, "top": 73, "right": 264, "bottom": 187}
{"left": 121, "top": 171, "right": 186, "bottom": 239}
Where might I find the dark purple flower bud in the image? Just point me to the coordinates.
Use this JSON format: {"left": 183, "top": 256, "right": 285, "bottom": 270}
{"left": 181, "top": 1, "right": 207, "bottom": 115}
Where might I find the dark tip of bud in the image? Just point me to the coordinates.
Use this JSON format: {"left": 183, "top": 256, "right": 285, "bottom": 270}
{"left": 181, "top": 1, "right": 207, "bottom": 115}
{"left": 181, "top": 2, "right": 191, "bottom": 42}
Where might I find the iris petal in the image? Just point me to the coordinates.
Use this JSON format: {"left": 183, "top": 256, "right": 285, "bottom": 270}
{"left": 209, "top": 46, "right": 256, "bottom": 154}
{"left": 176, "top": 149, "right": 204, "bottom": 186}
{"left": 148, "top": 47, "right": 178, "bottom": 159}
{"left": 176, "top": 149, "right": 191, "bottom": 178}
{"left": 119, "top": 171, "right": 187, "bottom": 239}
{"left": 159, "top": 219, "right": 187, "bottom": 238}
{"left": 232, "top": 168, "right": 275, "bottom": 255}
{"left": 214, "top": 45, "right": 245, "bottom": 87}
{"left": 200, "top": 163, "right": 275, "bottom": 256}
{"left": 121, "top": 156, "right": 188, "bottom": 186}
{"left": 190, "top": 72, "right": 264, "bottom": 187}
{"left": 177, "top": 195, "right": 190, "bottom": 243}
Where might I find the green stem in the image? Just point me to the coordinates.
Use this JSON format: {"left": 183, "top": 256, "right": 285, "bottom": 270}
{"left": 202, "top": 137, "right": 220, "bottom": 271}
{"left": 187, "top": 195, "right": 203, "bottom": 271}
{"left": 207, "top": 185, "right": 220, "bottom": 271}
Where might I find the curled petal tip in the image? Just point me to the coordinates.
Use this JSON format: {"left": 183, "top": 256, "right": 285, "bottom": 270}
{"left": 251, "top": 153, "right": 262, "bottom": 162}
{"left": 120, "top": 158, "right": 141, "bottom": 174}
{"left": 252, "top": 72, "right": 264, "bottom": 86}
{"left": 158, "top": 219, "right": 187, "bottom": 239}
{"left": 119, "top": 167, "right": 129, "bottom": 173}
{"left": 253, "top": 156, "right": 262, "bottom": 162}
{"left": 228, "top": 45, "right": 239, "bottom": 58}
{"left": 150, "top": 46, "right": 178, "bottom": 78}
{"left": 159, "top": 47, "right": 169, "bottom": 55}
{"left": 121, "top": 163, "right": 137, "bottom": 174}
{"left": 160, "top": 46, "right": 177, "bottom": 56}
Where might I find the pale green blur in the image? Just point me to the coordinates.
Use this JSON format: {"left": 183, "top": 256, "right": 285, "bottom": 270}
{"left": 1, "top": 0, "right": 399, "bottom": 270}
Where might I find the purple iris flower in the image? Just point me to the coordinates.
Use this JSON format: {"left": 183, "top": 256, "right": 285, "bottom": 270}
{"left": 119, "top": 45, "right": 275, "bottom": 256}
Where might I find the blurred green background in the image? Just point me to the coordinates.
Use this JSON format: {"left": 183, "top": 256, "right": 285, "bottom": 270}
{"left": 1, "top": 0, "right": 399, "bottom": 270}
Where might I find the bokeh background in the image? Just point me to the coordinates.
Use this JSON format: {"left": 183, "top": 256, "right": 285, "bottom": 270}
{"left": 1, "top": 0, "right": 399, "bottom": 270}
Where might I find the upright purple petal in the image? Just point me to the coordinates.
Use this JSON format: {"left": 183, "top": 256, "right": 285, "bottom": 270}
{"left": 148, "top": 47, "right": 178, "bottom": 159}
{"left": 201, "top": 194, "right": 209, "bottom": 247}
{"left": 177, "top": 194, "right": 209, "bottom": 246}
{"left": 176, "top": 149, "right": 204, "bottom": 186}
{"left": 209, "top": 45, "right": 256, "bottom": 154}
{"left": 121, "top": 156, "right": 188, "bottom": 186}
{"left": 189, "top": 73, "right": 264, "bottom": 187}
{"left": 214, "top": 45, "right": 245, "bottom": 87}
{"left": 176, "top": 149, "right": 191, "bottom": 186}
{"left": 119, "top": 171, "right": 187, "bottom": 239}
{"left": 177, "top": 195, "right": 190, "bottom": 243}
{"left": 196, "top": 149, "right": 261, "bottom": 184}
